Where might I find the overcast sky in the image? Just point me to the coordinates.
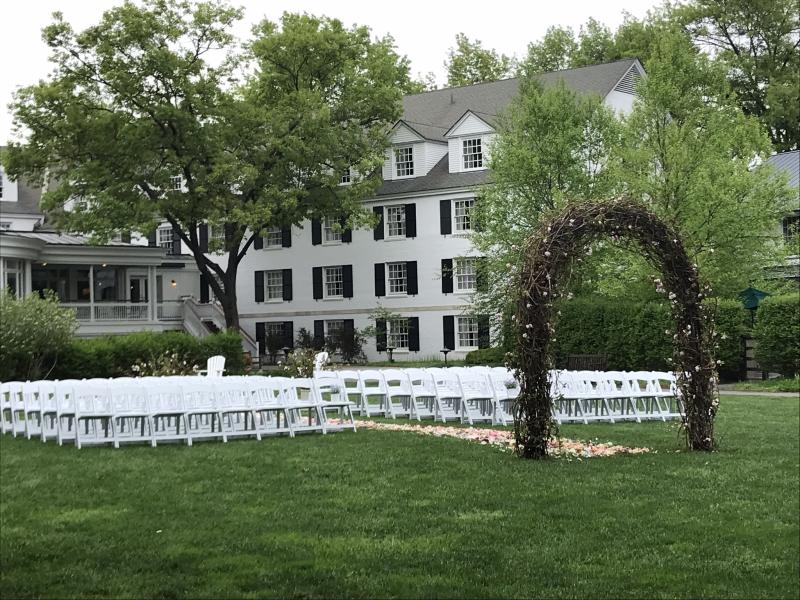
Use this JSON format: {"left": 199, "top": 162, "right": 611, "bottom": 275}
{"left": 1, "top": 0, "right": 663, "bottom": 141}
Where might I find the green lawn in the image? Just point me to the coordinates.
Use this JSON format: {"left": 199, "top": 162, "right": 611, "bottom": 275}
{"left": 725, "top": 377, "right": 800, "bottom": 393}
{"left": 1, "top": 395, "right": 798, "bottom": 599}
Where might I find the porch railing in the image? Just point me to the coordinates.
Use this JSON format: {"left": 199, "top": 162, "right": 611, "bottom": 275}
{"left": 63, "top": 301, "right": 183, "bottom": 322}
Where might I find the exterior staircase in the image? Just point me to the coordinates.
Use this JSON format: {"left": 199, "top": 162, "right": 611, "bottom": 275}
{"left": 182, "top": 297, "right": 259, "bottom": 359}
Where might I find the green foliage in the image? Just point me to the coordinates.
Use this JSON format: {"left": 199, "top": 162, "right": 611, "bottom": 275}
{"left": 4, "top": 1, "right": 411, "bottom": 327}
{"left": 677, "top": 0, "right": 800, "bottom": 151}
{"left": 131, "top": 352, "right": 200, "bottom": 376}
{"left": 519, "top": 26, "right": 577, "bottom": 75}
{"left": 295, "top": 328, "right": 315, "bottom": 350}
{"left": 0, "top": 290, "right": 77, "bottom": 381}
{"left": 464, "top": 347, "right": 506, "bottom": 366}
{"left": 754, "top": 295, "right": 800, "bottom": 377}
{"left": 324, "top": 328, "right": 367, "bottom": 364}
{"left": 445, "top": 33, "right": 515, "bottom": 86}
{"left": 727, "top": 377, "right": 800, "bottom": 393}
{"left": 51, "top": 331, "right": 244, "bottom": 379}
{"left": 550, "top": 297, "right": 747, "bottom": 380}
{"left": 617, "top": 31, "right": 794, "bottom": 297}
{"left": 279, "top": 348, "right": 316, "bottom": 378}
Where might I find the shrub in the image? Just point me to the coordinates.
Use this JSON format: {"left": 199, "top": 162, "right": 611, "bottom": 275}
{"left": 464, "top": 347, "right": 506, "bottom": 366}
{"left": 550, "top": 297, "right": 747, "bottom": 379}
{"left": 280, "top": 348, "right": 316, "bottom": 377}
{"left": 0, "top": 290, "right": 77, "bottom": 381}
{"left": 51, "top": 330, "right": 244, "bottom": 379}
{"left": 131, "top": 352, "right": 200, "bottom": 376}
{"left": 325, "top": 327, "right": 367, "bottom": 364}
{"left": 754, "top": 295, "right": 800, "bottom": 377}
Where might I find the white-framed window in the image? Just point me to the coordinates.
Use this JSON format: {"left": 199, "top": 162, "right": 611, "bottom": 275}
{"left": 463, "top": 138, "right": 483, "bottom": 169}
{"left": 457, "top": 316, "right": 479, "bottom": 349}
{"left": 324, "top": 266, "right": 343, "bottom": 298}
{"left": 454, "top": 258, "right": 477, "bottom": 292}
{"left": 170, "top": 175, "right": 183, "bottom": 191}
{"left": 395, "top": 146, "right": 414, "bottom": 177}
{"left": 264, "top": 226, "right": 283, "bottom": 248}
{"left": 264, "top": 270, "right": 283, "bottom": 301}
{"left": 323, "top": 217, "right": 342, "bottom": 244}
{"left": 325, "top": 319, "right": 344, "bottom": 338}
{"left": 211, "top": 225, "right": 225, "bottom": 244}
{"left": 340, "top": 169, "right": 351, "bottom": 185}
{"left": 386, "top": 205, "right": 406, "bottom": 238}
{"left": 387, "top": 262, "right": 407, "bottom": 295}
{"left": 157, "top": 226, "right": 173, "bottom": 249}
{"left": 387, "top": 318, "right": 409, "bottom": 350}
{"left": 454, "top": 199, "right": 475, "bottom": 232}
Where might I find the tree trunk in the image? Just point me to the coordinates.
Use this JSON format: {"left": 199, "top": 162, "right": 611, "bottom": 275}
{"left": 219, "top": 278, "right": 240, "bottom": 330}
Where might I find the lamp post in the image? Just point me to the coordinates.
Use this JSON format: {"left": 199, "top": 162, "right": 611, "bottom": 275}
{"left": 440, "top": 348, "right": 451, "bottom": 366}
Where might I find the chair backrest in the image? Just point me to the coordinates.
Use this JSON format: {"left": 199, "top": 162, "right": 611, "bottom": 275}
{"left": 181, "top": 379, "right": 218, "bottom": 411}
{"left": 205, "top": 355, "right": 226, "bottom": 377}
{"left": 36, "top": 380, "right": 59, "bottom": 413}
{"left": 358, "top": 370, "right": 388, "bottom": 395}
{"left": 110, "top": 384, "right": 150, "bottom": 416}
{"left": 451, "top": 368, "right": 493, "bottom": 399}
{"left": 382, "top": 369, "right": 413, "bottom": 395}
{"left": 145, "top": 382, "right": 185, "bottom": 414}
{"left": 403, "top": 368, "right": 437, "bottom": 397}
{"left": 73, "top": 380, "right": 112, "bottom": 415}
{"left": 425, "top": 368, "right": 462, "bottom": 398}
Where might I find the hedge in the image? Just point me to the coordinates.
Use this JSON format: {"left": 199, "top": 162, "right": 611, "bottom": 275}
{"left": 468, "top": 298, "right": 748, "bottom": 380}
{"left": 50, "top": 331, "right": 245, "bottom": 379}
{"left": 754, "top": 295, "right": 800, "bottom": 377}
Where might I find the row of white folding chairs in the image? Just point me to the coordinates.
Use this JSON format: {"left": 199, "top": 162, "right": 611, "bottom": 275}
{"left": 313, "top": 366, "right": 520, "bottom": 426}
{"left": 549, "top": 370, "right": 682, "bottom": 424}
{"left": 0, "top": 376, "right": 357, "bottom": 448}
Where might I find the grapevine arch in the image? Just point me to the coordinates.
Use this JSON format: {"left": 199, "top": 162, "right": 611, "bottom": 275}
{"left": 513, "top": 198, "right": 719, "bottom": 459}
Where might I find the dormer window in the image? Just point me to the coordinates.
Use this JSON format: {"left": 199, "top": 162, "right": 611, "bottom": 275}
{"left": 463, "top": 138, "right": 483, "bottom": 170}
{"left": 340, "top": 169, "right": 351, "bottom": 185}
{"left": 170, "top": 175, "right": 183, "bottom": 191}
{"left": 395, "top": 146, "right": 414, "bottom": 177}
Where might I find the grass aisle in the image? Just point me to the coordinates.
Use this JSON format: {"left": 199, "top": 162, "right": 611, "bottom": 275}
{"left": 1, "top": 395, "right": 798, "bottom": 599}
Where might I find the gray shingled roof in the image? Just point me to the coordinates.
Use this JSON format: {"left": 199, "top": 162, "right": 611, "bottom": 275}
{"left": 377, "top": 154, "right": 490, "bottom": 196}
{"left": 767, "top": 150, "right": 799, "bottom": 189}
{"left": 400, "top": 59, "right": 638, "bottom": 142}
{"left": 0, "top": 179, "right": 43, "bottom": 216}
{"left": 6, "top": 231, "right": 135, "bottom": 246}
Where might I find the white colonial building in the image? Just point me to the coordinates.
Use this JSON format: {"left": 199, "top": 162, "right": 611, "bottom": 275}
{"left": 0, "top": 59, "right": 646, "bottom": 361}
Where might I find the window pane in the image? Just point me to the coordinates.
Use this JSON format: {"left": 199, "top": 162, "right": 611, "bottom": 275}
{"left": 395, "top": 146, "right": 414, "bottom": 177}
{"left": 158, "top": 227, "right": 173, "bottom": 248}
{"left": 455, "top": 258, "right": 477, "bottom": 292}
{"left": 462, "top": 138, "right": 483, "bottom": 169}
{"left": 324, "top": 266, "right": 343, "bottom": 297}
{"left": 264, "top": 226, "right": 282, "bottom": 247}
{"left": 457, "top": 317, "right": 478, "bottom": 348}
{"left": 388, "top": 318, "right": 409, "bottom": 349}
{"left": 323, "top": 217, "right": 342, "bottom": 243}
{"left": 454, "top": 199, "right": 474, "bottom": 231}
{"left": 386, "top": 205, "right": 406, "bottom": 237}
{"left": 387, "top": 262, "right": 407, "bottom": 294}
{"left": 265, "top": 270, "right": 283, "bottom": 300}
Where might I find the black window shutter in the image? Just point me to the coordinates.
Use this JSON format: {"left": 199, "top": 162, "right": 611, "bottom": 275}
{"left": 406, "top": 261, "right": 418, "bottom": 295}
{"left": 405, "top": 203, "right": 417, "bottom": 238}
{"left": 199, "top": 224, "right": 209, "bottom": 252}
{"left": 374, "top": 263, "right": 386, "bottom": 297}
{"left": 440, "top": 200, "right": 452, "bottom": 235}
{"left": 373, "top": 206, "right": 384, "bottom": 240}
{"left": 340, "top": 217, "right": 352, "bottom": 243}
{"left": 255, "top": 322, "right": 266, "bottom": 355}
{"left": 171, "top": 226, "right": 182, "bottom": 255}
{"left": 254, "top": 271, "right": 265, "bottom": 303}
{"left": 200, "top": 274, "right": 210, "bottom": 303}
{"left": 147, "top": 231, "right": 157, "bottom": 247}
{"left": 342, "top": 265, "right": 354, "bottom": 298}
{"left": 443, "top": 316, "right": 455, "bottom": 350}
{"left": 282, "top": 269, "right": 292, "bottom": 301}
{"left": 312, "top": 267, "right": 323, "bottom": 300}
{"left": 476, "top": 257, "right": 488, "bottom": 292}
{"left": 282, "top": 321, "right": 294, "bottom": 349}
{"left": 253, "top": 229, "right": 263, "bottom": 250}
{"left": 343, "top": 319, "right": 355, "bottom": 337}
{"left": 313, "top": 320, "right": 325, "bottom": 349}
{"left": 376, "top": 319, "right": 387, "bottom": 352}
{"left": 478, "top": 316, "right": 491, "bottom": 349}
{"left": 441, "top": 258, "right": 453, "bottom": 294}
{"left": 281, "top": 226, "right": 292, "bottom": 247}
{"left": 311, "top": 218, "right": 322, "bottom": 245}
{"left": 408, "top": 317, "right": 420, "bottom": 351}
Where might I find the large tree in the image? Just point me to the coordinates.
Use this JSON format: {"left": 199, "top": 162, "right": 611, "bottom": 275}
{"left": 677, "top": 0, "right": 800, "bottom": 151}
{"left": 4, "top": 0, "right": 410, "bottom": 329}
{"left": 444, "top": 33, "right": 515, "bottom": 86}
{"left": 616, "top": 31, "right": 793, "bottom": 296}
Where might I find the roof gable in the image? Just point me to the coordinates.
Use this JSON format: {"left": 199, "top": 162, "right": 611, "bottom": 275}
{"left": 444, "top": 110, "right": 495, "bottom": 138}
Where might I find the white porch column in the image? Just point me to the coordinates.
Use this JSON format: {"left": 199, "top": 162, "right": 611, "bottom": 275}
{"left": 89, "top": 265, "right": 95, "bottom": 322}
{"left": 0, "top": 258, "right": 5, "bottom": 293}
{"left": 148, "top": 265, "right": 157, "bottom": 322}
{"left": 24, "top": 261, "right": 32, "bottom": 297}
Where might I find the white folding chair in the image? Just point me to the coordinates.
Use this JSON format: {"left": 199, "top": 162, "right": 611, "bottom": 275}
{"left": 278, "top": 377, "right": 326, "bottom": 434}
{"left": 111, "top": 383, "right": 156, "bottom": 446}
{"left": 451, "top": 368, "right": 495, "bottom": 425}
{"left": 357, "top": 370, "right": 389, "bottom": 417}
{"left": 146, "top": 381, "right": 192, "bottom": 445}
{"left": 73, "top": 380, "right": 117, "bottom": 448}
{"left": 247, "top": 376, "right": 294, "bottom": 437}
{"left": 336, "top": 370, "right": 366, "bottom": 416}
{"left": 425, "top": 368, "right": 466, "bottom": 423}
{"left": 380, "top": 370, "right": 413, "bottom": 419}
{"left": 312, "top": 373, "right": 358, "bottom": 432}
{"left": 402, "top": 368, "right": 440, "bottom": 421}
{"left": 182, "top": 379, "right": 227, "bottom": 443}
{"left": 216, "top": 376, "right": 261, "bottom": 440}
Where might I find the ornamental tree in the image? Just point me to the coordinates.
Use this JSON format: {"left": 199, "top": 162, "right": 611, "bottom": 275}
{"left": 4, "top": 0, "right": 411, "bottom": 329}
